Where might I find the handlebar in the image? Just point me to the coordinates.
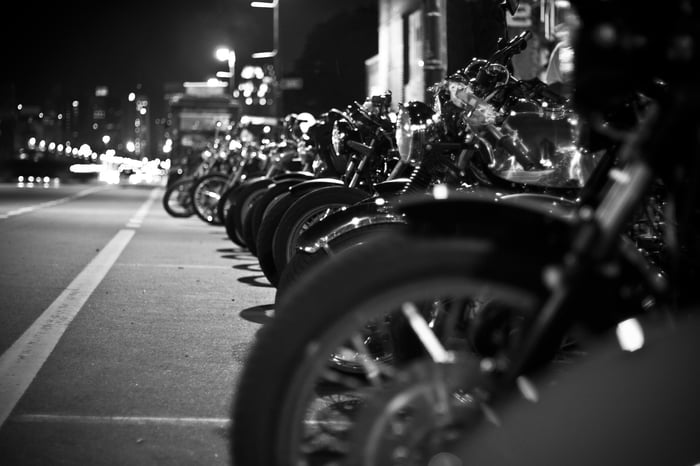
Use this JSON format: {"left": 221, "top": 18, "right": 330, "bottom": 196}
{"left": 350, "top": 101, "right": 394, "bottom": 134}
{"left": 489, "top": 30, "right": 532, "bottom": 65}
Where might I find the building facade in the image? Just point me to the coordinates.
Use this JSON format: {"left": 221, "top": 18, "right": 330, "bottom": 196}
{"left": 369, "top": 0, "right": 574, "bottom": 106}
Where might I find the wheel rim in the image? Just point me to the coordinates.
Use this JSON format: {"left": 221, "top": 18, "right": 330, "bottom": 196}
{"left": 194, "top": 178, "right": 227, "bottom": 224}
{"left": 166, "top": 181, "right": 194, "bottom": 216}
{"left": 274, "top": 277, "right": 539, "bottom": 463}
{"left": 285, "top": 203, "right": 348, "bottom": 261}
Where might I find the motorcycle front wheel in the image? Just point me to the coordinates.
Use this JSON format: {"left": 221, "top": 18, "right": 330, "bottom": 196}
{"left": 224, "top": 178, "right": 271, "bottom": 249}
{"left": 244, "top": 178, "right": 307, "bottom": 254}
{"left": 192, "top": 173, "right": 228, "bottom": 225}
{"left": 162, "top": 177, "right": 195, "bottom": 218}
{"left": 231, "top": 235, "right": 548, "bottom": 466}
{"left": 275, "top": 222, "right": 407, "bottom": 308}
{"left": 271, "top": 186, "right": 370, "bottom": 280}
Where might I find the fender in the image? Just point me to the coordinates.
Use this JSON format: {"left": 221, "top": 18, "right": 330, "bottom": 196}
{"left": 270, "top": 171, "right": 316, "bottom": 182}
{"left": 396, "top": 189, "right": 577, "bottom": 260}
{"left": 397, "top": 188, "right": 668, "bottom": 303}
{"left": 373, "top": 178, "right": 412, "bottom": 198}
{"left": 288, "top": 177, "right": 348, "bottom": 198}
{"left": 296, "top": 198, "right": 406, "bottom": 253}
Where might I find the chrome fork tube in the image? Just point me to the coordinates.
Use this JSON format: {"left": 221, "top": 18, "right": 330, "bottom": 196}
{"left": 595, "top": 162, "right": 654, "bottom": 246}
{"left": 349, "top": 155, "right": 369, "bottom": 188}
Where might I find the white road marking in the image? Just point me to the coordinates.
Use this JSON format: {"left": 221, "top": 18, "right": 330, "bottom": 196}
{"left": 0, "top": 229, "right": 136, "bottom": 427}
{"left": 11, "top": 414, "right": 231, "bottom": 428}
{"left": 125, "top": 188, "right": 160, "bottom": 229}
{"left": 0, "top": 190, "right": 162, "bottom": 427}
{"left": 0, "top": 185, "right": 107, "bottom": 220}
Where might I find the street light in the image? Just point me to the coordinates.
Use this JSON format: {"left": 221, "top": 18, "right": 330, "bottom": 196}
{"left": 251, "top": 0, "right": 281, "bottom": 118}
{"left": 215, "top": 47, "right": 237, "bottom": 95}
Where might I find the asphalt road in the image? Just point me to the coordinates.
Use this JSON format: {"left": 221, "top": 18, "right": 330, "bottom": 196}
{"left": 0, "top": 179, "right": 273, "bottom": 465}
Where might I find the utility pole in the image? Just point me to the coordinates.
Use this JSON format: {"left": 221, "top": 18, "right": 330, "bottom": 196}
{"left": 423, "top": 0, "right": 446, "bottom": 102}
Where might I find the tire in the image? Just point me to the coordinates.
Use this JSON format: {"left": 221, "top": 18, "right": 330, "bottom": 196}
{"left": 217, "top": 184, "right": 238, "bottom": 226}
{"left": 225, "top": 178, "right": 272, "bottom": 249}
{"left": 255, "top": 192, "right": 298, "bottom": 286}
{"left": 275, "top": 222, "right": 407, "bottom": 308}
{"left": 231, "top": 235, "right": 549, "bottom": 466}
{"left": 271, "top": 186, "right": 369, "bottom": 280}
{"left": 162, "top": 177, "right": 195, "bottom": 218}
{"left": 243, "top": 179, "right": 306, "bottom": 254}
{"left": 192, "top": 173, "right": 228, "bottom": 225}
{"left": 223, "top": 184, "right": 248, "bottom": 247}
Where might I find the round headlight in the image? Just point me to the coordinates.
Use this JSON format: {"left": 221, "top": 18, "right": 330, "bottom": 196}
{"left": 395, "top": 101, "right": 434, "bottom": 164}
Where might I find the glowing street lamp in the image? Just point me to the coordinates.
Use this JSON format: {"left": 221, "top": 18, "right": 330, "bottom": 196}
{"left": 251, "top": 0, "right": 281, "bottom": 117}
{"left": 215, "top": 46, "right": 237, "bottom": 94}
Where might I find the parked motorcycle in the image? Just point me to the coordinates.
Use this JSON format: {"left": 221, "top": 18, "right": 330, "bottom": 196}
{"left": 222, "top": 113, "right": 322, "bottom": 249}
{"left": 254, "top": 92, "right": 406, "bottom": 285}
{"left": 162, "top": 141, "right": 229, "bottom": 218}
{"left": 274, "top": 30, "right": 612, "bottom": 305}
{"left": 229, "top": 1, "right": 699, "bottom": 464}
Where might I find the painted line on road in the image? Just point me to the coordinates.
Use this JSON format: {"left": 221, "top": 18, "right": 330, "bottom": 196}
{"left": 126, "top": 187, "right": 161, "bottom": 228}
{"left": 0, "top": 185, "right": 108, "bottom": 220}
{"left": 0, "top": 229, "right": 136, "bottom": 428}
{"left": 10, "top": 413, "right": 231, "bottom": 428}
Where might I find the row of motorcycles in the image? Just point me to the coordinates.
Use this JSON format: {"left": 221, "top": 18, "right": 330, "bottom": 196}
{"left": 163, "top": 9, "right": 700, "bottom": 465}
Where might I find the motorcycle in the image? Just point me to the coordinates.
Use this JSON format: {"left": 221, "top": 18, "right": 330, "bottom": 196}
{"left": 222, "top": 114, "right": 318, "bottom": 248}
{"left": 162, "top": 140, "right": 230, "bottom": 218}
{"left": 274, "top": 29, "right": 617, "bottom": 306}
{"left": 229, "top": 1, "right": 699, "bottom": 464}
{"left": 253, "top": 92, "right": 407, "bottom": 285}
{"left": 190, "top": 131, "right": 269, "bottom": 226}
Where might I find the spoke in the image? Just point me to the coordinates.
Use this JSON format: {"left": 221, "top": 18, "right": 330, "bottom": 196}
{"left": 401, "top": 302, "right": 454, "bottom": 363}
{"left": 350, "top": 333, "right": 382, "bottom": 386}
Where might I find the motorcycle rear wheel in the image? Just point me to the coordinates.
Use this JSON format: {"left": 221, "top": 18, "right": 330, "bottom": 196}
{"left": 232, "top": 235, "right": 548, "bottom": 466}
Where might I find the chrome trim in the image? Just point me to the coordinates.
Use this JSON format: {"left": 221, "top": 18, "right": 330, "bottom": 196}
{"left": 301, "top": 212, "right": 406, "bottom": 254}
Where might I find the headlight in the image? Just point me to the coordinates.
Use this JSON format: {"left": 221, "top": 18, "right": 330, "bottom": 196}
{"left": 331, "top": 120, "right": 343, "bottom": 156}
{"left": 395, "top": 101, "right": 434, "bottom": 164}
{"left": 331, "top": 120, "right": 359, "bottom": 158}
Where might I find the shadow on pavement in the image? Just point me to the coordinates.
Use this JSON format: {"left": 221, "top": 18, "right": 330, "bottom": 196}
{"left": 221, "top": 253, "right": 256, "bottom": 261}
{"left": 216, "top": 247, "right": 247, "bottom": 254}
{"left": 239, "top": 303, "right": 275, "bottom": 324}
{"left": 237, "top": 275, "right": 273, "bottom": 288}
{"left": 232, "top": 263, "right": 262, "bottom": 272}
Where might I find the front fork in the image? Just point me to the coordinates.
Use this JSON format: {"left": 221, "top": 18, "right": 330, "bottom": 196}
{"left": 504, "top": 160, "right": 655, "bottom": 381}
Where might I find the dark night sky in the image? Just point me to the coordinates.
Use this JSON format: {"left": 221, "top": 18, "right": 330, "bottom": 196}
{"left": 2, "top": 0, "right": 375, "bottom": 113}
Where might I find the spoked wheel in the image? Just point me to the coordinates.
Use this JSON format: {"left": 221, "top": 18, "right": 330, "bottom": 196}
{"left": 162, "top": 177, "right": 195, "bottom": 218}
{"left": 231, "top": 235, "right": 550, "bottom": 466}
{"left": 217, "top": 184, "right": 238, "bottom": 226}
{"left": 346, "top": 356, "right": 482, "bottom": 466}
{"left": 192, "top": 173, "right": 228, "bottom": 225}
{"left": 275, "top": 222, "right": 407, "bottom": 308}
{"left": 271, "top": 186, "right": 369, "bottom": 279}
